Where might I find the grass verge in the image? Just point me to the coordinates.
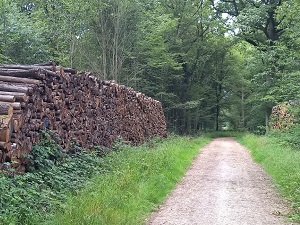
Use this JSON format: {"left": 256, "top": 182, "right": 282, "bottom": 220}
{"left": 236, "top": 133, "right": 300, "bottom": 221}
{"left": 43, "top": 135, "right": 210, "bottom": 225}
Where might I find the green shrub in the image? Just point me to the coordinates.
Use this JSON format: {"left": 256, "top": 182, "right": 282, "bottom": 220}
{"left": 0, "top": 132, "right": 106, "bottom": 225}
{"left": 270, "top": 125, "right": 300, "bottom": 148}
{"left": 41, "top": 135, "right": 210, "bottom": 225}
{"left": 205, "top": 130, "right": 245, "bottom": 138}
{"left": 0, "top": 133, "right": 210, "bottom": 225}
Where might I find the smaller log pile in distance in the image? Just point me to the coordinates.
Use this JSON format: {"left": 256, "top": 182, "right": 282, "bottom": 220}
{"left": 270, "top": 102, "right": 294, "bottom": 130}
{"left": 0, "top": 62, "right": 167, "bottom": 172}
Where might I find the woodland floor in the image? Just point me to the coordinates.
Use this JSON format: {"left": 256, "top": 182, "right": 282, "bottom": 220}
{"left": 147, "top": 138, "right": 295, "bottom": 225}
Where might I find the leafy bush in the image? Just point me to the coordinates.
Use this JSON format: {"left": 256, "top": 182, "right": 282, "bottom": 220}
{"left": 43, "top": 135, "right": 211, "bottom": 225}
{"left": 0, "top": 132, "right": 107, "bottom": 225}
{"left": 205, "top": 130, "right": 245, "bottom": 138}
{"left": 26, "top": 131, "right": 65, "bottom": 171}
{"left": 270, "top": 125, "right": 300, "bottom": 148}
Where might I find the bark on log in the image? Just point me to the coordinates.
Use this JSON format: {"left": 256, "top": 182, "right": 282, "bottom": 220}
{"left": 43, "top": 69, "right": 60, "bottom": 78}
{"left": 0, "top": 116, "right": 12, "bottom": 143}
{"left": 0, "top": 95, "right": 15, "bottom": 102}
{"left": 0, "top": 142, "right": 11, "bottom": 151}
{"left": 0, "top": 83, "right": 32, "bottom": 93}
{"left": 0, "top": 104, "right": 13, "bottom": 115}
{"left": 0, "top": 102, "right": 22, "bottom": 110}
{"left": 0, "top": 69, "right": 43, "bottom": 79}
{"left": 0, "top": 64, "right": 54, "bottom": 71}
{"left": 64, "top": 68, "right": 77, "bottom": 74}
{"left": 0, "top": 92, "right": 28, "bottom": 102}
{"left": 0, "top": 75, "right": 41, "bottom": 85}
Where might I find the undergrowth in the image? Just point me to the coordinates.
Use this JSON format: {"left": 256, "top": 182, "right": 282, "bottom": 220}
{"left": 42, "top": 135, "right": 210, "bottom": 225}
{"left": 0, "top": 133, "right": 210, "bottom": 225}
{"left": 237, "top": 133, "right": 300, "bottom": 222}
{"left": 270, "top": 125, "right": 300, "bottom": 148}
{"left": 205, "top": 130, "right": 245, "bottom": 138}
{"left": 0, "top": 131, "right": 107, "bottom": 225}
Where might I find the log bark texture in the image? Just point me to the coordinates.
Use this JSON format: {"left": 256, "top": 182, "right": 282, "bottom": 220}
{"left": 271, "top": 102, "right": 295, "bottom": 130}
{"left": 0, "top": 62, "right": 167, "bottom": 172}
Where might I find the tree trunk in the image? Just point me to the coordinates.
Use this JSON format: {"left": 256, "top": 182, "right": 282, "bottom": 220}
{"left": 215, "top": 103, "right": 219, "bottom": 131}
{"left": 265, "top": 110, "right": 269, "bottom": 134}
{"left": 241, "top": 90, "right": 245, "bottom": 128}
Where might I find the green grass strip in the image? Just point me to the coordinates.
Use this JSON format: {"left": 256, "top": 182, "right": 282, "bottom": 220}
{"left": 236, "top": 134, "right": 300, "bottom": 221}
{"left": 44, "top": 136, "right": 210, "bottom": 225}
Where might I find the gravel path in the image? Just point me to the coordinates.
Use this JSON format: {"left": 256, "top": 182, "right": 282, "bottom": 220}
{"left": 147, "top": 138, "right": 295, "bottom": 225}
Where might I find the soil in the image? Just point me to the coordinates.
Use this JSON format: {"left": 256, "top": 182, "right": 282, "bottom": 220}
{"left": 147, "top": 138, "right": 295, "bottom": 225}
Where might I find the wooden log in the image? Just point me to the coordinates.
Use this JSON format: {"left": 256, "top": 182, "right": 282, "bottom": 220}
{"left": 0, "top": 64, "right": 54, "bottom": 71}
{"left": 12, "top": 114, "right": 24, "bottom": 132}
{"left": 0, "top": 116, "right": 12, "bottom": 142}
{"left": 0, "top": 95, "right": 15, "bottom": 102}
{"left": 0, "top": 91, "right": 28, "bottom": 102}
{"left": 56, "top": 66, "right": 65, "bottom": 75}
{"left": 0, "top": 142, "right": 10, "bottom": 151}
{"left": 0, "top": 68, "right": 43, "bottom": 79}
{"left": 43, "top": 69, "right": 60, "bottom": 78}
{"left": 0, "top": 82, "right": 32, "bottom": 93}
{"left": 0, "top": 75, "right": 41, "bottom": 85}
{"left": 0, "top": 102, "right": 22, "bottom": 110}
{"left": 0, "top": 104, "right": 13, "bottom": 115}
{"left": 64, "top": 68, "right": 77, "bottom": 74}
{"left": 12, "top": 110, "right": 23, "bottom": 115}
{"left": 0, "top": 115, "right": 11, "bottom": 128}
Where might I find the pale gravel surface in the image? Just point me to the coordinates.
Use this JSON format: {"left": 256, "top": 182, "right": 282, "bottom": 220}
{"left": 147, "top": 138, "right": 295, "bottom": 225}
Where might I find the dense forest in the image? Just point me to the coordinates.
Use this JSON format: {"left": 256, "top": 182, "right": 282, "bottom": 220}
{"left": 1, "top": 0, "right": 299, "bottom": 134}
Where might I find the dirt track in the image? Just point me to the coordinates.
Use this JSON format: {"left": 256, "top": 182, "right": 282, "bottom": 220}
{"left": 147, "top": 138, "right": 294, "bottom": 225}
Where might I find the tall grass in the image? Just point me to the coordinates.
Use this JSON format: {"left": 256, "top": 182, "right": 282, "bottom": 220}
{"left": 44, "top": 136, "right": 210, "bottom": 225}
{"left": 237, "top": 134, "right": 300, "bottom": 221}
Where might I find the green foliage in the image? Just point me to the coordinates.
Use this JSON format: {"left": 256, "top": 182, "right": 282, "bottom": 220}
{"left": 1, "top": 0, "right": 300, "bottom": 134}
{"left": 0, "top": 132, "right": 210, "bottom": 225}
{"left": 205, "top": 131, "right": 245, "bottom": 139}
{"left": 26, "top": 131, "right": 65, "bottom": 171}
{"left": 0, "top": 0, "right": 51, "bottom": 63}
{"left": 237, "top": 134, "right": 300, "bottom": 222}
{"left": 270, "top": 126, "right": 300, "bottom": 148}
{"left": 0, "top": 132, "right": 105, "bottom": 225}
{"left": 42, "top": 135, "right": 211, "bottom": 225}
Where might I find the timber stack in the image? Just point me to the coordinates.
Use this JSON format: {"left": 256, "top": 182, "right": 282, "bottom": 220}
{"left": 0, "top": 62, "right": 167, "bottom": 172}
{"left": 270, "top": 103, "right": 294, "bottom": 130}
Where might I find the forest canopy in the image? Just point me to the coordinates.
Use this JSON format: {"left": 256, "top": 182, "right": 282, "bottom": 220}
{"left": 1, "top": 0, "right": 299, "bottom": 134}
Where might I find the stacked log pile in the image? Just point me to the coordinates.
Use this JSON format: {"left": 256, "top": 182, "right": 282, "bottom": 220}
{"left": 270, "top": 103, "right": 294, "bottom": 130}
{"left": 0, "top": 62, "right": 167, "bottom": 172}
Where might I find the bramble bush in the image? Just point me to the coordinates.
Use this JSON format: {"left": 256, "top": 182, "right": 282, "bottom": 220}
{"left": 0, "top": 131, "right": 109, "bottom": 225}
